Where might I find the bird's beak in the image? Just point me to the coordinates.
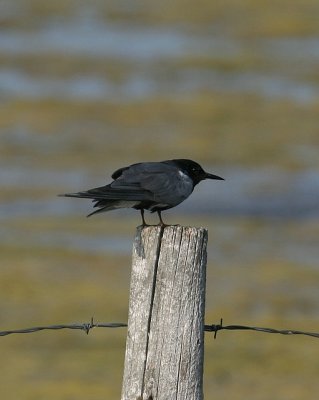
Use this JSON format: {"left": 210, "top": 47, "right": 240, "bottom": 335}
{"left": 205, "top": 172, "right": 224, "bottom": 180}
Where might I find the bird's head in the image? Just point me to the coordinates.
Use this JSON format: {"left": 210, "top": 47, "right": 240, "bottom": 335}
{"left": 169, "top": 159, "right": 224, "bottom": 185}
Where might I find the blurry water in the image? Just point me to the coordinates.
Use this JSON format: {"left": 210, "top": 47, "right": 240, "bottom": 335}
{"left": 1, "top": 68, "right": 318, "bottom": 103}
{"left": 0, "top": 18, "right": 319, "bottom": 103}
{"left": 1, "top": 159, "right": 318, "bottom": 267}
{"left": 0, "top": 20, "right": 237, "bottom": 59}
{"left": 1, "top": 163, "right": 318, "bottom": 219}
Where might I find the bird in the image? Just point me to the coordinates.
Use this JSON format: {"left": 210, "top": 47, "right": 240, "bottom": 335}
{"left": 60, "top": 159, "right": 224, "bottom": 226}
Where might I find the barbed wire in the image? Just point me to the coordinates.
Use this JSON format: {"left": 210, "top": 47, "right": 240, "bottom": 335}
{"left": 0, "top": 318, "right": 127, "bottom": 336}
{"left": 0, "top": 318, "right": 318, "bottom": 339}
{"left": 205, "top": 318, "right": 319, "bottom": 339}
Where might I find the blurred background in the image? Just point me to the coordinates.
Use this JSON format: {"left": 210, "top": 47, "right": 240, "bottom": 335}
{"left": 1, "top": 1, "right": 319, "bottom": 399}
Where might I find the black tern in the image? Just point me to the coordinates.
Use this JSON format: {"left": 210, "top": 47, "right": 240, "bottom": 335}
{"left": 60, "top": 159, "right": 224, "bottom": 225}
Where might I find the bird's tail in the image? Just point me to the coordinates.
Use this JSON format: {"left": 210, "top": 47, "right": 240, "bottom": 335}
{"left": 59, "top": 192, "right": 139, "bottom": 217}
{"left": 58, "top": 190, "right": 103, "bottom": 200}
{"left": 86, "top": 200, "right": 125, "bottom": 217}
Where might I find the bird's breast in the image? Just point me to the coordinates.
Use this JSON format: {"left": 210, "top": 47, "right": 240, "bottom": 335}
{"left": 153, "top": 171, "right": 194, "bottom": 207}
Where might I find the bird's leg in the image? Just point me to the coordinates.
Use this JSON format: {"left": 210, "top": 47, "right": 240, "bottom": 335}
{"left": 140, "top": 209, "right": 149, "bottom": 226}
{"left": 157, "top": 211, "right": 167, "bottom": 227}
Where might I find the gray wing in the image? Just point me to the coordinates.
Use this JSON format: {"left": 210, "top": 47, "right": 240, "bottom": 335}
{"left": 62, "top": 162, "right": 194, "bottom": 207}
{"left": 111, "top": 162, "right": 194, "bottom": 207}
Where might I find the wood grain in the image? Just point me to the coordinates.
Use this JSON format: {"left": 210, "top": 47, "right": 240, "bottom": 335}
{"left": 121, "top": 225, "right": 207, "bottom": 400}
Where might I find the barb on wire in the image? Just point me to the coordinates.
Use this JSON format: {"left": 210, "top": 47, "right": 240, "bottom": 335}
{"left": 204, "top": 318, "right": 319, "bottom": 339}
{"left": 0, "top": 318, "right": 127, "bottom": 337}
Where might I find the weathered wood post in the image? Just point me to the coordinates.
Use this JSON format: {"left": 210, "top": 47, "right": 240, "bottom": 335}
{"left": 121, "top": 225, "right": 208, "bottom": 400}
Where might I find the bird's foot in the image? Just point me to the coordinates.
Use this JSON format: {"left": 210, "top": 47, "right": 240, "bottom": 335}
{"left": 157, "top": 222, "right": 168, "bottom": 227}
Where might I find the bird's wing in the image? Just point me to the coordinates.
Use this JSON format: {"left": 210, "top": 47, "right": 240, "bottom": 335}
{"left": 62, "top": 184, "right": 152, "bottom": 201}
{"left": 62, "top": 163, "right": 154, "bottom": 201}
{"left": 62, "top": 162, "right": 194, "bottom": 206}
{"left": 112, "top": 162, "right": 194, "bottom": 206}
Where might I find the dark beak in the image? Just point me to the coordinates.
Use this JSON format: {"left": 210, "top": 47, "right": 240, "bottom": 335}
{"left": 205, "top": 172, "right": 224, "bottom": 180}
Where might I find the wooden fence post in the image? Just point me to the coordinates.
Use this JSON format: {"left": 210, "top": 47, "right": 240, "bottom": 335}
{"left": 121, "top": 225, "right": 208, "bottom": 400}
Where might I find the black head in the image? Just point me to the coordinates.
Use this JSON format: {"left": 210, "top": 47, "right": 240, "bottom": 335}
{"left": 168, "top": 159, "right": 224, "bottom": 185}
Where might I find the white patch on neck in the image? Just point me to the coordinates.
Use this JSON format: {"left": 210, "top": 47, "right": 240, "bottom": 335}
{"left": 178, "top": 170, "right": 189, "bottom": 180}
